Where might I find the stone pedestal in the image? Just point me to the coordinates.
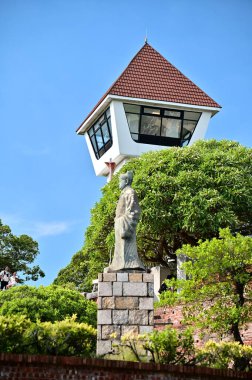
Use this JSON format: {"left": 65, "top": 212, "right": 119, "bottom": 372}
{"left": 97, "top": 272, "right": 154, "bottom": 356}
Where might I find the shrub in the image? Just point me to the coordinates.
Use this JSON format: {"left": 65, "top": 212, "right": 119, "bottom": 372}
{"left": 0, "top": 315, "right": 96, "bottom": 357}
{"left": 196, "top": 341, "right": 252, "bottom": 372}
{"left": 0, "top": 285, "right": 97, "bottom": 326}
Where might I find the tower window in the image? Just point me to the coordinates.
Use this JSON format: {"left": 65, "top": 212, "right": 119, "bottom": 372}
{"left": 87, "top": 108, "right": 112, "bottom": 159}
{"left": 124, "top": 104, "right": 201, "bottom": 147}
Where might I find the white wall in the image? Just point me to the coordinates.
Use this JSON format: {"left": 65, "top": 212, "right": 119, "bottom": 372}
{"left": 84, "top": 100, "right": 215, "bottom": 177}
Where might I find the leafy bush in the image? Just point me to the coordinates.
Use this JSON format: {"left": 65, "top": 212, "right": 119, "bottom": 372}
{"left": 145, "top": 327, "right": 195, "bottom": 365}
{"left": 0, "top": 315, "right": 32, "bottom": 353}
{"left": 196, "top": 341, "right": 252, "bottom": 372}
{"left": 0, "top": 315, "right": 96, "bottom": 357}
{"left": 111, "top": 328, "right": 252, "bottom": 372}
{"left": 112, "top": 327, "right": 195, "bottom": 365}
{"left": 0, "top": 285, "right": 97, "bottom": 326}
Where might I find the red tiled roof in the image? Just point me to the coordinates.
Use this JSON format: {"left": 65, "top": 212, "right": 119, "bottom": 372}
{"left": 78, "top": 43, "right": 220, "bottom": 131}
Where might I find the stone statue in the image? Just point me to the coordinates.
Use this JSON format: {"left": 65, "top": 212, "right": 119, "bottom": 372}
{"left": 107, "top": 171, "right": 145, "bottom": 272}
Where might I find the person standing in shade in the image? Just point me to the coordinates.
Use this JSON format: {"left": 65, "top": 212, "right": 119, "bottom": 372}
{"left": 0, "top": 266, "right": 11, "bottom": 290}
{"left": 6, "top": 272, "right": 19, "bottom": 289}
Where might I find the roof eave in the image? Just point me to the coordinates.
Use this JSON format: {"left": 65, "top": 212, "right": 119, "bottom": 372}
{"left": 76, "top": 94, "right": 221, "bottom": 135}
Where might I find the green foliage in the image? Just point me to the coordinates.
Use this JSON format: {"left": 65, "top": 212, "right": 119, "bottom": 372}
{"left": 54, "top": 140, "right": 252, "bottom": 291}
{"left": 0, "top": 285, "right": 97, "bottom": 327}
{"left": 0, "top": 315, "right": 32, "bottom": 353}
{"left": 110, "top": 329, "right": 252, "bottom": 371}
{"left": 196, "top": 341, "right": 252, "bottom": 372}
{"left": 159, "top": 228, "right": 252, "bottom": 345}
{"left": 0, "top": 315, "right": 96, "bottom": 357}
{"left": 0, "top": 219, "right": 44, "bottom": 282}
{"left": 112, "top": 327, "right": 195, "bottom": 365}
{"left": 144, "top": 327, "right": 195, "bottom": 365}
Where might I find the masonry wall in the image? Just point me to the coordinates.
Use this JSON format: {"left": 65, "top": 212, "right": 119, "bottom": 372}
{"left": 0, "top": 353, "right": 250, "bottom": 380}
{"left": 154, "top": 306, "right": 252, "bottom": 345}
{"left": 97, "top": 272, "right": 154, "bottom": 356}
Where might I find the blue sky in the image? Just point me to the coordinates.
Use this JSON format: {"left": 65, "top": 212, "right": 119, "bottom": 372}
{"left": 1, "top": 0, "right": 252, "bottom": 286}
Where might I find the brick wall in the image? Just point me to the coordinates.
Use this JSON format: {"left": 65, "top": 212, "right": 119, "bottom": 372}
{"left": 154, "top": 306, "right": 252, "bottom": 345}
{"left": 0, "top": 353, "right": 250, "bottom": 379}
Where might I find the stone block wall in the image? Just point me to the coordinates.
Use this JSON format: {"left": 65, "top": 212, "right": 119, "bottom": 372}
{"left": 97, "top": 272, "right": 154, "bottom": 356}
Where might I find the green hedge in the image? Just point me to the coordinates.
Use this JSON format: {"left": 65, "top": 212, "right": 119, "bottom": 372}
{"left": 0, "top": 285, "right": 97, "bottom": 326}
{"left": 0, "top": 315, "right": 96, "bottom": 357}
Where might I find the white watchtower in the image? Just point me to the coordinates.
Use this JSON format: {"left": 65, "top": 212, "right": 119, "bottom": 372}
{"left": 77, "top": 43, "right": 221, "bottom": 177}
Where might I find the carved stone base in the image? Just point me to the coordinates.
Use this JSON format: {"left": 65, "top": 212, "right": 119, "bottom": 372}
{"left": 96, "top": 272, "right": 154, "bottom": 356}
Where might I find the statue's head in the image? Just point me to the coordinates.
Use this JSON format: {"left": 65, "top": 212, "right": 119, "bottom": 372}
{"left": 119, "top": 171, "right": 133, "bottom": 190}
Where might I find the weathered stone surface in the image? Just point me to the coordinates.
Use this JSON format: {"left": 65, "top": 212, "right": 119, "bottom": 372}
{"left": 129, "top": 273, "right": 143, "bottom": 282}
{"left": 139, "top": 325, "right": 153, "bottom": 334}
{"left": 117, "top": 273, "right": 128, "bottom": 282}
{"left": 123, "top": 282, "right": 147, "bottom": 296}
{"left": 143, "top": 273, "right": 154, "bottom": 282}
{"left": 97, "top": 296, "right": 102, "bottom": 309}
{"left": 97, "top": 325, "right": 102, "bottom": 340}
{"left": 122, "top": 325, "right": 139, "bottom": 336}
{"left": 96, "top": 340, "right": 111, "bottom": 356}
{"left": 103, "top": 273, "right": 117, "bottom": 282}
{"left": 102, "top": 325, "right": 121, "bottom": 340}
{"left": 148, "top": 282, "right": 154, "bottom": 297}
{"left": 102, "top": 297, "right": 115, "bottom": 309}
{"left": 139, "top": 297, "right": 154, "bottom": 310}
{"left": 115, "top": 297, "right": 139, "bottom": 309}
{"left": 97, "top": 310, "right": 112, "bottom": 325}
{"left": 98, "top": 273, "right": 103, "bottom": 282}
{"left": 149, "top": 310, "right": 154, "bottom": 325}
{"left": 99, "top": 282, "right": 112, "bottom": 296}
{"left": 113, "top": 310, "right": 128, "bottom": 324}
{"left": 113, "top": 281, "right": 122, "bottom": 296}
{"left": 129, "top": 310, "right": 148, "bottom": 325}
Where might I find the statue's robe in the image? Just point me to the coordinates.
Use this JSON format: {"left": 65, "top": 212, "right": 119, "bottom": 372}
{"left": 108, "top": 186, "right": 145, "bottom": 272}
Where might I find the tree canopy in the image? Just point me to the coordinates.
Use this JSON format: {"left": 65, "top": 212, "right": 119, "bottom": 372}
{"left": 0, "top": 285, "right": 97, "bottom": 326}
{"left": 54, "top": 140, "right": 252, "bottom": 291}
{"left": 0, "top": 220, "right": 44, "bottom": 282}
{"left": 159, "top": 228, "right": 252, "bottom": 345}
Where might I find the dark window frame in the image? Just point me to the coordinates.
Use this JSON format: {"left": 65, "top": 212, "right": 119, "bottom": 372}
{"left": 124, "top": 104, "right": 201, "bottom": 147}
{"left": 87, "top": 108, "right": 112, "bottom": 160}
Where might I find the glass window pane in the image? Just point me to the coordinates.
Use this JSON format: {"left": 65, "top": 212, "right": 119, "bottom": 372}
{"left": 95, "top": 129, "right": 103, "bottom": 149}
{"left": 143, "top": 107, "right": 160, "bottom": 115}
{"left": 181, "top": 140, "right": 189, "bottom": 147}
{"left": 182, "top": 120, "right": 197, "bottom": 135}
{"left": 124, "top": 104, "right": 141, "bottom": 113}
{"left": 106, "top": 108, "right": 110, "bottom": 119}
{"left": 88, "top": 127, "right": 93, "bottom": 137}
{"left": 126, "top": 113, "right": 140, "bottom": 133}
{"left": 161, "top": 119, "right": 181, "bottom": 138}
{"left": 164, "top": 110, "right": 181, "bottom": 118}
{"left": 102, "top": 123, "right": 110, "bottom": 143}
{"left": 97, "top": 114, "right": 105, "bottom": 126}
{"left": 91, "top": 135, "right": 97, "bottom": 152}
{"left": 141, "top": 115, "right": 161, "bottom": 136}
{"left": 94, "top": 121, "right": 100, "bottom": 132}
{"left": 184, "top": 111, "right": 201, "bottom": 121}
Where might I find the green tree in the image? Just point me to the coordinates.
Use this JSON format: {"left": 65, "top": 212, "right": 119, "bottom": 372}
{"left": 159, "top": 228, "right": 252, "bottom": 369}
{"left": 0, "top": 285, "right": 97, "bottom": 327}
{"left": 54, "top": 140, "right": 252, "bottom": 291}
{"left": 0, "top": 220, "right": 44, "bottom": 281}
